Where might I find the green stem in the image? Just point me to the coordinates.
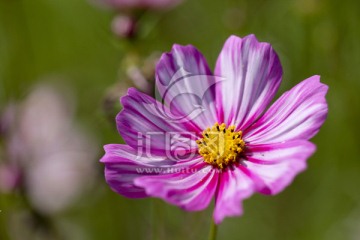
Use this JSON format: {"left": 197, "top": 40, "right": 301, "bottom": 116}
{"left": 208, "top": 220, "right": 218, "bottom": 240}
{"left": 151, "top": 199, "right": 157, "bottom": 240}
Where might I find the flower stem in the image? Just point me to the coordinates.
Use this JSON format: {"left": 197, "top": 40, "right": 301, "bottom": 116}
{"left": 151, "top": 199, "right": 156, "bottom": 240}
{"left": 208, "top": 220, "right": 218, "bottom": 240}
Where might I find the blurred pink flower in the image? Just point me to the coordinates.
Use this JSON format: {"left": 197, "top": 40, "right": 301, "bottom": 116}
{"left": 98, "top": 0, "right": 183, "bottom": 10}
{"left": 0, "top": 84, "right": 98, "bottom": 215}
{"left": 0, "top": 164, "right": 21, "bottom": 193}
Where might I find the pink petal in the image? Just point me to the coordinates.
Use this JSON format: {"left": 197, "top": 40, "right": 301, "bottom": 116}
{"left": 244, "top": 76, "right": 328, "bottom": 144}
{"left": 214, "top": 34, "right": 282, "bottom": 129}
{"left": 101, "top": 144, "right": 202, "bottom": 198}
{"left": 134, "top": 165, "right": 218, "bottom": 211}
{"left": 117, "top": 88, "right": 199, "bottom": 157}
{"left": 245, "top": 140, "right": 316, "bottom": 195}
{"left": 213, "top": 166, "right": 255, "bottom": 224}
{"left": 156, "top": 44, "right": 220, "bottom": 130}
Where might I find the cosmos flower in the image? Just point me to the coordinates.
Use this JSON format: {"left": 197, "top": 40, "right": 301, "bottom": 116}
{"left": 0, "top": 85, "right": 97, "bottom": 215}
{"left": 101, "top": 34, "right": 328, "bottom": 224}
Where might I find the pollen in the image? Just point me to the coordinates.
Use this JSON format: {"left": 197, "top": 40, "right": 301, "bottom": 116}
{"left": 196, "top": 123, "right": 245, "bottom": 169}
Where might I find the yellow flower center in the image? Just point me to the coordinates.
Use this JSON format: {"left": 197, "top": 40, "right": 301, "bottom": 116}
{"left": 196, "top": 123, "right": 246, "bottom": 169}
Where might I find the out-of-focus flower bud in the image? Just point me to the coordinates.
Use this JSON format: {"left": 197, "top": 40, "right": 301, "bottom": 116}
{"left": 111, "top": 15, "right": 137, "bottom": 39}
{"left": 102, "top": 53, "right": 159, "bottom": 121}
{"left": 0, "top": 164, "right": 21, "bottom": 193}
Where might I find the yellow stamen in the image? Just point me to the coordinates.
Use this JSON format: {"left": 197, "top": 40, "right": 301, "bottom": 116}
{"left": 197, "top": 123, "right": 245, "bottom": 169}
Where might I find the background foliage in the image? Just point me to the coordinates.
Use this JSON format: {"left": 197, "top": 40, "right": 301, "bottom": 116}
{"left": 1, "top": 0, "right": 360, "bottom": 239}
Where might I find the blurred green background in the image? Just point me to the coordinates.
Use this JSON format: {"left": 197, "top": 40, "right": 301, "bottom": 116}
{"left": 1, "top": 0, "right": 360, "bottom": 239}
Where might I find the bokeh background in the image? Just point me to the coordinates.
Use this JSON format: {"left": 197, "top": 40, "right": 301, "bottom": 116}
{"left": 1, "top": 0, "right": 360, "bottom": 239}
